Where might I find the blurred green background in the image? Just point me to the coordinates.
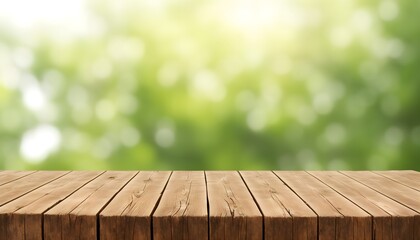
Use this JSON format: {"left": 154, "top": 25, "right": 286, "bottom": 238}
{"left": 0, "top": 0, "right": 419, "bottom": 170}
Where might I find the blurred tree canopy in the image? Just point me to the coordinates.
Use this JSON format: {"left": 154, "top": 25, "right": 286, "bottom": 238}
{"left": 0, "top": 0, "right": 419, "bottom": 170}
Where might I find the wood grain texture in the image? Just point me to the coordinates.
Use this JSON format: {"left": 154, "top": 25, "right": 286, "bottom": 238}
{"left": 0, "top": 171, "right": 36, "bottom": 186}
{"left": 240, "top": 171, "right": 317, "bottom": 240}
{"left": 309, "top": 171, "right": 418, "bottom": 240}
{"left": 206, "top": 171, "right": 262, "bottom": 240}
{"left": 0, "top": 170, "right": 417, "bottom": 240}
{"left": 341, "top": 171, "right": 420, "bottom": 212}
{"left": 0, "top": 171, "right": 102, "bottom": 240}
{"left": 373, "top": 170, "right": 420, "bottom": 191}
{"left": 153, "top": 171, "right": 207, "bottom": 240}
{"left": 341, "top": 171, "right": 420, "bottom": 239}
{"left": 44, "top": 171, "right": 137, "bottom": 240}
{"left": 0, "top": 171, "right": 68, "bottom": 207}
{"left": 274, "top": 171, "right": 372, "bottom": 240}
{"left": 100, "top": 171, "right": 171, "bottom": 240}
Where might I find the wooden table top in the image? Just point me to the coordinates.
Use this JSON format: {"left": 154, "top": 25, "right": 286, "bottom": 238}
{"left": 0, "top": 170, "right": 418, "bottom": 240}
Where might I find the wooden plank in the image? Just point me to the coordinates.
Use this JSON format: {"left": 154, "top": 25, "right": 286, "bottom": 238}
{"left": 153, "top": 171, "right": 207, "bottom": 240}
{"left": 341, "top": 171, "right": 420, "bottom": 239}
{"left": 341, "top": 171, "right": 420, "bottom": 212}
{"left": 206, "top": 171, "right": 262, "bottom": 240}
{"left": 44, "top": 171, "right": 137, "bottom": 240}
{"left": 309, "top": 171, "right": 418, "bottom": 240}
{"left": 0, "top": 171, "right": 36, "bottom": 186}
{"left": 240, "top": 171, "right": 317, "bottom": 240}
{"left": 100, "top": 171, "right": 171, "bottom": 240}
{"left": 0, "top": 171, "right": 102, "bottom": 240}
{"left": 0, "top": 171, "right": 68, "bottom": 206}
{"left": 373, "top": 170, "right": 420, "bottom": 191}
{"left": 274, "top": 171, "right": 371, "bottom": 240}
{"left": 0, "top": 170, "right": 417, "bottom": 239}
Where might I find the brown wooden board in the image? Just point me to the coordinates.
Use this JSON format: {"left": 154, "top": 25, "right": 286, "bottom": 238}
{"left": 240, "top": 171, "right": 317, "bottom": 240}
{"left": 309, "top": 171, "right": 418, "bottom": 240}
{"left": 341, "top": 171, "right": 420, "bottom": 239}
{"left": 373, "top": 170, "right": 420, "bottom": 191}
{"left": 0, "top": 171, "right": 68, "bottom": 207}
{"left": 0, "top": 171, "right": 36, "bottom": 186}
{"left": 0, "top": 170, "right": 416, "bottom": 240}
{"left": 0, "top": 171, "right": 102, "bottom": 240}
{"left": 274, "top": 171, "right": 372, "bottom": 240}
{"left": 100, "top": 171, "right": 171, "bottom": 240}
{"left": 206, "top": 171, "right": 262, "bottom": 240}
{"left": 44, "top": 171, "right": 137, "bottom": 240}
{"left": 153, "top": 171, "right": 207, "bottom": 240}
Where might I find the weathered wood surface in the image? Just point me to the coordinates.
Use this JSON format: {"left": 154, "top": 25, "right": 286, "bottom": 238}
{"left": 274, "top": 171, "right": 371, "bottom": 240}
{"left": 207, "top": 171, "right": 262, "bottom": 240}
{"left": 44, "top": 171, "right": 136, "bottom": 240}
{"left": 0, "top": 170, "right": 418, "bottom": 240}
{"left": 153, "top": 171, "right": 207, "bottom": 240}
{"left": 100, "top": 171, "right": 171, "bottom": 240}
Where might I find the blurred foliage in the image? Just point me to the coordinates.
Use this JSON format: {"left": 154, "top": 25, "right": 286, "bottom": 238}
{"left": 0, "top": 0, "right": 419, "bottom": 170}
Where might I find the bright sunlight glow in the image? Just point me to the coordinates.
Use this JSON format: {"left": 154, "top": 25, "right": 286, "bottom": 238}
{"left": 0, "top": 0, "right": 87, "bottom": 34}
{"left": 220, "top": 0, "right": 306, "bottom": 36}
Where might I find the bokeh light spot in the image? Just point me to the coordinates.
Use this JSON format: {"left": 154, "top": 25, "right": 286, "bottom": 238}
{"left": 384, "top": 127, "right": 404, "bottom": 146}
{"left": 20, "top": 124, "right": 61, "bottom": 163}
{"left": 378, "top": 0, "right": 399, "bottom": 21}
{"left": 155, "top": 124, "right": 175, "bottom": 148}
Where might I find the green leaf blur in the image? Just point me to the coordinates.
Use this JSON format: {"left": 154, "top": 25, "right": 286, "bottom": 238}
{"left": 0, "top": 0, "right": 419, "bottom": 170}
